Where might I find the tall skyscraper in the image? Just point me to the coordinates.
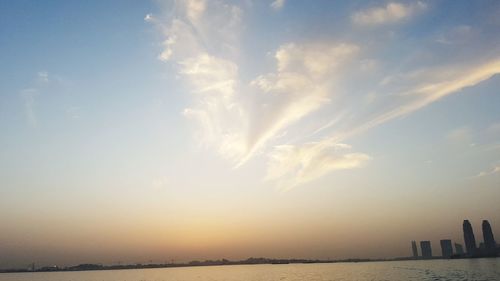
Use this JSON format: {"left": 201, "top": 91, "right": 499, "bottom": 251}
{"left": 482, "top": 220, "right": 496, "bottom": 251}
{"left": 454, "top": 243, "right": 464, "bottom": 255}
{"left": 463, "top": 220, "right": 477, "bottom": 255}
{"left": 440, "top": 239, "right": 453, "bottom": 258}
{"left": 420, "top": 241, "right": 432, "bottom": 259}
{"left": 411, "top": 241, "right": 418, "bottom": 257}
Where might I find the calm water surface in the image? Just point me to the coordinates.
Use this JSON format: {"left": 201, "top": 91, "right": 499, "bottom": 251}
{"left": 1, "top": 259, "right": 500, "bottom": 281}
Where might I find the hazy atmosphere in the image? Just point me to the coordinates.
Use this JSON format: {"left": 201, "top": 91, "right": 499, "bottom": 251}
{"left": 1, "top": 0, "right": 499, "bottom": 269}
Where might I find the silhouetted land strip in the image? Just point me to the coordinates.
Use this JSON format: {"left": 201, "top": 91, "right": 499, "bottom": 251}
{"left": 1, "top": 256, "right": 499, "bottom": 274}
{"left": 0, "top": 257, "right": 377, "bottom": 273}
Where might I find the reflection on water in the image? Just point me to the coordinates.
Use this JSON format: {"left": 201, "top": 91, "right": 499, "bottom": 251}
{"left": 1, "top": 258, "right": 499, "bottom": 281}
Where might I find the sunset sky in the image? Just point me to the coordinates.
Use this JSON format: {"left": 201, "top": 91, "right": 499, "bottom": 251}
{"left": 1, "top": 0, "right": 500, "bottom": 268}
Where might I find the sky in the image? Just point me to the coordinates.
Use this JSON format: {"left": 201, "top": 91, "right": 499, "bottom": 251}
{"left": 1, "top": 0, "right": 500, "bottom": 269}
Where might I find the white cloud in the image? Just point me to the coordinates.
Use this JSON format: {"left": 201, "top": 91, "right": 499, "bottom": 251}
{"left": 271, "top": 0, "right": 286, "bottom": 10}
{"left": 150, "top": 1, "right": 248, "bottom": 163}
{"left": 180, "top": 53, "right": 247, "bottom": 161}
{"left": 471, "top": 165, "right": 500, "bottom": 179}
{"left": 274, "top": 43, "right": 359, "bottom": 77}
{"left": 343, "top": 58, "right": 500, "bottom": 140}
{"left": 144, "top": 13, "right": 154, "bottom": 22}
{"left": 352, "top": 1, "right": 426, "bottom": 26}
{"left": 37, "top": 71, "right": 49, "bottom": 83}
{"left": 158, "top": 19, "right": 201, "bottom": 62}
{"left": 150, "top": 1, "right": 500, "bottom": 191}
{"left": 266, "top": 143, "right": 370, "bottom": 191}
{"left": 266, "top": 58, "right": 500, "bottom": 189}
{"left": 185, "top": 0, "right": 206, "bottom": 22}
{"left": 244, "top": 43, "right": 359, "bottom": 164}
{"left": 152, "top": 0, "right": 361, "bottom": 168}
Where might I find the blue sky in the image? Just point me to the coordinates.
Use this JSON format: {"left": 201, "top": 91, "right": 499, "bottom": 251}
{"left": 1, "top": 0, "right": 500, "bottom": 268}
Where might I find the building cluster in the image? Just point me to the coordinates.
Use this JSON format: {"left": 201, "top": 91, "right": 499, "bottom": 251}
{"left": 411, "top": 220, "right": 499, "bottom": 259}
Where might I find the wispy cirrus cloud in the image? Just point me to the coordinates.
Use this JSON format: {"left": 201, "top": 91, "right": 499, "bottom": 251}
{"left": 19, "top": 71, "right": 53, "bottom": 127}
{"left": 37, "top": 71, "right": 49, "bottom": 83}
{"left": 352, "top": 1, "right": 426, "bottom": 26}
{"left": 149, "top": 1, "right": 500, "bottom": 190}
{"left": 270, "top": 0, "right": 286, "bottom": 10}
{"left": 348, "top": 59, "right": 500, "bottom": 139}
{"left": 471, "top": 165, "right": 500, "bottom": 179}
{"left": 268, "top": 58, "right": 500, "bottom": 188}
{"left": 150, "top": 0, "right": 364, "bottom": 168}
{"left": 180, "top": 53, "right": 247, "bottom": 161}
{"left": 149, "top": 0, "right": 248, "bottom": 162}
{"left": 19, "top": 71, "right": 77, "bottom": 127}
{"left": 245, "top": 42, "right": 359, "bottom": 165}
{"left": 266, "top": 143, "right": 370, "bottom": 191}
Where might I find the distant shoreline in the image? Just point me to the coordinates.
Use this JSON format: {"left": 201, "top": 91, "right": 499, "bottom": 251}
{"left": 2, "top": 256, "right": 498, "bottom": 274}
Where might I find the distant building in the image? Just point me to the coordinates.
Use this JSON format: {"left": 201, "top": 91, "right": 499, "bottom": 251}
{"left": 455, "top": 243, "right": 464, "bottom": 255}
{"left": 440, "top": 239, "right": 453, "bottom": 258}
{"left": 411, "top": 241, "right": 418, "bottom": 257}
{"left": 482, "top": 220, "right": 497, "bottom": 252}
{"left": 463, "top": 220, "right": 477, "bottom": 255}
{"left": 420, "top": 241, "right": 432, "bottom": 259}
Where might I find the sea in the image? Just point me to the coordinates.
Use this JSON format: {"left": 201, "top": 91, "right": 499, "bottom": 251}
{"left": 1, "top": 258, "right": 499, "bottom": 281}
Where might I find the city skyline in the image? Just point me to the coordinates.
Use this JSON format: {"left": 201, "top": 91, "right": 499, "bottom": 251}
{"left": 1, "top": 0, "right": 500, "bottom": 269}
{"left": 411, "top": 219, "right": 499, "bottom": 259}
